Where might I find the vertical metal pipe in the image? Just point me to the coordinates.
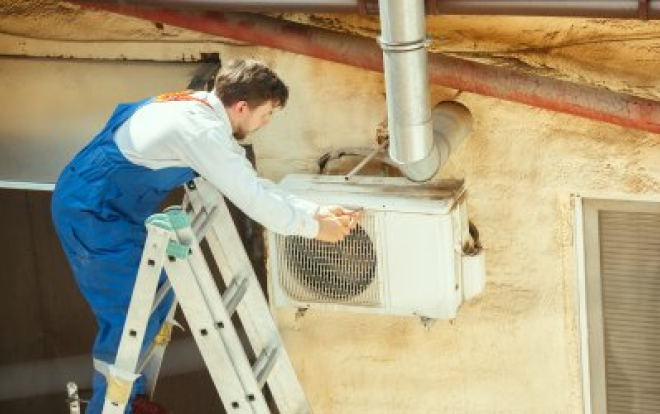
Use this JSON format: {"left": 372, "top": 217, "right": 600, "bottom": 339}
{"left": 378, "top": 0, "right": 440, "bottom": 182}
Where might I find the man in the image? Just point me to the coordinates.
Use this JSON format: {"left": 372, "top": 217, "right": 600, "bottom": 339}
{"left": 52, "top": 59, "right": 359, "bottom": 413}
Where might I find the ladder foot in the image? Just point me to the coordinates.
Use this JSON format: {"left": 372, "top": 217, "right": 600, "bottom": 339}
{"left": 132, "top": 394, "right": 172, "bottom": 414}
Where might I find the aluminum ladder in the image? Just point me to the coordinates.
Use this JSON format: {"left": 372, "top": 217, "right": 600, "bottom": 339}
{"left": 99, "top": 177, "right": 311, "bottom": 413}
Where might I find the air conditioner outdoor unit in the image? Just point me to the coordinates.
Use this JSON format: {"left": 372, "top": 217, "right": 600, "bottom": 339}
{"left": 267, "top": 174, "right": 485, "bottom": 320}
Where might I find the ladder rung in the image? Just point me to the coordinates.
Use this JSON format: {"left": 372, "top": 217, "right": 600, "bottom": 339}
{"left": 150, "top": 281, "right": 172, "bottom": 314}
{"left": 191, "top": 205, "right": 219, "bottom": 241}
{"left": 253, "top": 346, "right": 281, "bottom": 388}
{"left": 222, "top": 276, "right": 249, "bottom": 317}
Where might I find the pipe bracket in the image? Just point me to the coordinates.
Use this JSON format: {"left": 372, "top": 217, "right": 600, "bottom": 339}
{"left": 357, "top": 0, "right": 379, "bottom": 14}
{"left": 639, "top": 0, "right": 649, "bottom": 20}
{"left": 377, "top": 36, "right": 431, "bottom": 53}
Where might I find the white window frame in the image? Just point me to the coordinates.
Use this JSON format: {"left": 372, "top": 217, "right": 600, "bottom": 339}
{"left": 574, "top": 195, "right": 660, "bottom": 414}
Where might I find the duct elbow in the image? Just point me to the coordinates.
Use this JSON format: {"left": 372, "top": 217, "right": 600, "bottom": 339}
{"left": 400, "top": 101, "right": 473, "bottom": 182}
{"left": 399, "top": 145, "right": 441, "bottom": 183}
{"left": 432, "top": 100, "right": 473, "bottom": 169}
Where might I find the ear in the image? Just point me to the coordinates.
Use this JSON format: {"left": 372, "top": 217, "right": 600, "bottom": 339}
{"left": 234, "top": 100, "right": 249, "bottom": 114}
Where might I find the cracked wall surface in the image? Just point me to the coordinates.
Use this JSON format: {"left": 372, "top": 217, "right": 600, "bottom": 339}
{"left": 2, "top": 1, "right": 660, "bottom": 413}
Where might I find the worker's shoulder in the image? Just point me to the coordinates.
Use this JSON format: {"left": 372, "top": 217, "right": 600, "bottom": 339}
{"left": 139, "top": 99, "right": 226, "bottom": 131}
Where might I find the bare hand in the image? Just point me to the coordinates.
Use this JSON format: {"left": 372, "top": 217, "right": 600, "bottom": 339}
{"left": 316, "top": 216, "right": 351, "bottom": 243}
{"left": 314, "top": 205, "right": 364, "bottom": 243}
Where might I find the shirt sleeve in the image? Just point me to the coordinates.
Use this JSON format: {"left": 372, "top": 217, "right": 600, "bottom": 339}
{"left": 167, "top": 125, "right": 320, "bottom": 238}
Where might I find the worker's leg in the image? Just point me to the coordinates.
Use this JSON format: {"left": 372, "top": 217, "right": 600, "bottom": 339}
{"left": 85, "top": 277, "right": 174, "bottom": 413}
{"left": 55, "top": 222, "right": 174, "bottom": 413}
{"left": 87, "top": 287, "right": 174, "bottom": 413}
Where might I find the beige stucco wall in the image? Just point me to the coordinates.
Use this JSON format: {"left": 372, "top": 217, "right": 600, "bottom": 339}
{"left": 3, "top": 1, "right": 660, "bottom": 412}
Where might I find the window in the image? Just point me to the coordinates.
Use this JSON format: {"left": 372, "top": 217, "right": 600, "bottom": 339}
{"left": 576, "top": 197, "right": 660, "bottom": 414}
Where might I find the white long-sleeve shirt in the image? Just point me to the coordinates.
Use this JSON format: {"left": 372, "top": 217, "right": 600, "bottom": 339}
{"left": 114, "top": 91, "right": 320, "bottom": 238}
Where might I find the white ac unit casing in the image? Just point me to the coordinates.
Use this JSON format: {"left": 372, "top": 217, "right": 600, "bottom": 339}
{"left": 267, "top": 174, "right": 484, "bottom": 319}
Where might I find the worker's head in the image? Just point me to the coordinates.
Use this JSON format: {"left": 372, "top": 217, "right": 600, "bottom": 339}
{"left": 215, "top": 59, "right": 289, "bottom": 140}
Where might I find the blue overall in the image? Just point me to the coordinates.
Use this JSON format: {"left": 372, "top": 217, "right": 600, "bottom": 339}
{"left": 52, "top": 98, "right": 196, "bottom": 413}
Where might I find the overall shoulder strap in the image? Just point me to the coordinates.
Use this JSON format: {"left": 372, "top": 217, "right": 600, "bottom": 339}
{"left": 155, "top": 90, "right": 212, "bottom": 109}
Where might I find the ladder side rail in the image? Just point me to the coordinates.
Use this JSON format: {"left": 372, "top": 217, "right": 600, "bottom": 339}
{"left": 203, "top": 202, "right": 311, "bottom": 414}
{"left": 102, "top": 226, "right": 171, "bottom": 413}
{"left": 187, "top": 179, "right": 312, "bottom": 414}
{"left": 164, "top": 255, "right": 256, "bottom": 414}
{"left": 183, "top": 231, "right": 271, "bottom": 413}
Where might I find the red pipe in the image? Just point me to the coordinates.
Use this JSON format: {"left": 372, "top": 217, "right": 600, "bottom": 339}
{"left": 79, "top": 4, "right": 660, "bottom": 134}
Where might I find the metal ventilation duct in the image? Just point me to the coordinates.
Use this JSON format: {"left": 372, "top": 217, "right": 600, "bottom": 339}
{"left": 378, "top": 0, "right": 473, "bottom": 181}
{"left": 378, "top": 0, "right": 435, "bottom": 181}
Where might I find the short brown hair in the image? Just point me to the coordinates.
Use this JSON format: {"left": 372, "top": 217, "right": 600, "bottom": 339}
{"left": 214, "top": 59, "right": 289, "bottom": 108}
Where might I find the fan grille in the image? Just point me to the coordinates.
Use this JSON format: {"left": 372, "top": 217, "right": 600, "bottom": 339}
{"left": 276, "top": 213, "right": 381, "bottom": 306}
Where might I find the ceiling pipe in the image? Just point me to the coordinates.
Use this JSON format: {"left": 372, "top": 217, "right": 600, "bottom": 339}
{"left": 76, "top": 0, "right": 660, "bottom": 19}
{"left": 427, "top": 0, "right": 660, "bottom": 20}
{"left": 76, "top": 5, "right": 660, "bottom": 135}
{"left": 75, "top": 0, "right": 378, "bottom": 13}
